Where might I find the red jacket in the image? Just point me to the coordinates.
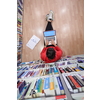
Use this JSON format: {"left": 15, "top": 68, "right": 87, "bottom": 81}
{"left": 40, "top": 46, "right": 62, "bottom": 63}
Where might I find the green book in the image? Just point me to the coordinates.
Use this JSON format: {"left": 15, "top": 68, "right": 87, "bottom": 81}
{"left": 38, "top": 79, "right": 42, "bottom": 92}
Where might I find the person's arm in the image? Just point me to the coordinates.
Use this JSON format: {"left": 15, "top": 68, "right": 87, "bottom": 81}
{"left": 55, "top": 47, "right": 63, "bottom": 60}
{"left": 40, "top": 47, "right": 47, "bottom": 61}
{"left": 55, "top": 46, "right": 62, "bottom": 52}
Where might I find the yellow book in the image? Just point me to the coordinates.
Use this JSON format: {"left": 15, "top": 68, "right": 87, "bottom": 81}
{"left": 75, "top": 69, "right": 81, "bottom": 71}
{"left": 38, "top": 70, "right": 42, "bottom": 76}
{"left": 49, "top": 77, "right": 55, "bottom": 96}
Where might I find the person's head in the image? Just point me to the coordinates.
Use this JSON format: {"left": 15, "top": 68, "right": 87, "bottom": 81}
{"left": 46, "top": 48, "right": 56, "bottom": 59}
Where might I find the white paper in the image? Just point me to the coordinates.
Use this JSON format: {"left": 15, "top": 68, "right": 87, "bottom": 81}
{"left": 26, "top": 35, "right": 40, "bottom": 49}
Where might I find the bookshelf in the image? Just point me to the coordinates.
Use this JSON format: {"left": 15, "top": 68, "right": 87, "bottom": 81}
{"left": 17, "top": 0, "right": 23, "bottom": 66}
{"left": 17, "top": 54, "right": 84, "bottom": 100}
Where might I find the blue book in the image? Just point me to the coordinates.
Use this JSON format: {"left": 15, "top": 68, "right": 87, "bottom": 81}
{"left": 44, "top": 77, "right": 50, "bottom": 95}
{"left": 18, "top": 81, "right": 26, "bottom": 93}
{"left": 17, "top": 71, "right": 23, "bottom": 77}
{"left": 31, "top": 71, "right": 36, "bottom": 77}
{"left": 54, "top": 67, "right": 58, "bottom": 73}
{"left": 34, "top": 65, "right": 38, "bottom": 69}
{"left": 20, "top": 71, "right": 29, "bottom": 78}
{"left": 49, "top": 68, "right": 52, "bottom": 74}
{"left": 21, "top": 83, "right": 31, "bottom": 99}
{"left": 17, "top": 84, "right": 27, "bottom": 99}
{"left": 33, "top": 71, "right": 38, "bottom": 77}
{"left": 21, "top": 62, "right": 25, "bottom": 65}
{"left": 77, "top": 66, "right": 83, "bottom": 71}
{"left": 35, "top": 79, "right": 40, "bottom": 92}
{"left": 29, "top": 61, "right": 33, "bottom": 64}
{"left": 56, "top": 77, "right": 64, "bottom": 94}
{"left": 18, "top": 71, "right": 25, "bottom": 78}
{"left": 23, "top": 67, "right": 27, "bottom": 70}
{"left": 52, "top": 67, "right": 54, "bottom": 73}
{"left": 21, "top": 67, "right": 25, "bottom": 70}
{"left": 44, "top": 77, "right": 50, "bottom": 89}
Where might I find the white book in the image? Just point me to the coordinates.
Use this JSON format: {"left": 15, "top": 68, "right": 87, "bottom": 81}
{"left": 74, "top": 74, "right": 84, "bottom": 85}
{"left": 62, "top": 74, "right": 73, "bottom": 92}
{"left": 24, "top": 80, "right": 36, "bottom": 98}
{"left": 54, "top": 76, "right": 61, "bottom": 95}
{"left": 46, "top": 97, "right": 55, "bottom": 100}
{"left": 49, "top": 77, "right": 55, "bottom": 96}
{"left": 76, "top": 74, "right": 84, "bottom": 80}
{"left": 43, "top": 77, "right": 50, "bottom": 96}
{"left": 26, "top": 35, "right": 40, "bottom": 50}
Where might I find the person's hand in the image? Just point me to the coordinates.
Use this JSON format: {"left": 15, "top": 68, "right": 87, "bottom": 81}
{"left": 45, "top": 39, "right": 49, "bottom": 46}
{"left": 51, "top": 39, "right": 56, "bottom": 46}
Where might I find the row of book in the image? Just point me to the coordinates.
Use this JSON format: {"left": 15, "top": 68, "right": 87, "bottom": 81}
{"left": 17, "top": 76, "right": 65, "bottom": 100}
{"left": 17, "top": 0, "right": 23, "bottom": 65}
{"left": 17, "top": 67, "right": 59, "bottom": 79}
{"left": 62, "top": 73, "right": 84, "bottom": 94}
{"left": 17, "top": 64, "right": 56, "bottom": 71}
{"left": 58, "top": 65, "right": 84, "bottom": 73}
{"left": 20, "top": 97, "right": 67, "bottom": 100}
{"left": 17, "top": 55, "right": 84, "bottom": 66}
{"left": 18, "top": 63, "right": 84, "bottom": 73}
{"left": 17, "top": 0, "right": 23, "bottom": 13}
{"left": 56, "top": 59, "right": 84, "bottom": 67}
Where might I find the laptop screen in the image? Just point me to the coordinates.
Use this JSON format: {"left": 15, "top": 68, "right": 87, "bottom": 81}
{"left": 44, "top": 30, "right": 56, "bottom": 37}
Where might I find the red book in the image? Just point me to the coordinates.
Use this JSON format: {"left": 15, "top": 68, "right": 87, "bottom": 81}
{"left": 30, "top": 71, "right": 34, "bottom": 76}
{"left": 59, "top": 68, "right": 64, "bottom": 73}
{"left": 56, "top": 95, "right": 66, "bottom": 99}
{"left": 17, "top": 81, "right": 22, "bottom": 88}
{"left": 68, "top": 76, "right": 81, "bottom": 88}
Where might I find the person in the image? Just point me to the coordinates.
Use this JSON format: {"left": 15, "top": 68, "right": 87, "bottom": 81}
{"left": 40, "top": 10, "right": 63, "bottom": 63}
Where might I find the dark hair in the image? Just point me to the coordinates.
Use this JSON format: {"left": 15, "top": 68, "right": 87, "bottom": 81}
{"left": 46, "top": 48, "right": 56, "bottom": 59}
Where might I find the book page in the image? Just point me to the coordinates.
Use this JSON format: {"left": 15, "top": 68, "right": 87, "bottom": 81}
{"left": 26, "top": 35, "right": 40, "bottom": 49}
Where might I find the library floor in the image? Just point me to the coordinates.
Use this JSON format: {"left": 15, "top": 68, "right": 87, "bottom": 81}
{"left": 22, "top": 0, "right": 84, "bottom": 62}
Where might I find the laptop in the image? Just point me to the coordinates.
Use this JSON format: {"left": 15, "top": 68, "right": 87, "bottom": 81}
{"left": 43, "top": 30, "right": 57, "bottom": 45}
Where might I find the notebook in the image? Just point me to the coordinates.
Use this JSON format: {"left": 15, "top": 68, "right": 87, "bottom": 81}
{"left": 26, "top": 35, "right": 40, "bottom": 49}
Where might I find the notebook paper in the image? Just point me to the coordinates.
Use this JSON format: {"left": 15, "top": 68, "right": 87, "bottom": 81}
{"left": 26, "top": 35, "right": 40, "bottom": 49}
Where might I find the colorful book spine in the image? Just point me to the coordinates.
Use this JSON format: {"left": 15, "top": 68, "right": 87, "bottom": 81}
{"left": 44, "top": 77, "right": 50, "bottom": 96}
{"left": 18, "top": 71, "right": 24, "bottom": 78}
{"left": 50, "top": 77, "right": 54, "bottom": 90}
{"left": 21, "top": 83, "right": 31, "bottom": 99}
{"left": 18, "top": 81, "right": 26, "bottom": 94}
{"left": 35, "top": 79, "right": 40, "bottom": 93}
{"left": 24, "top": 81, "right": 35, "bottom": 98}
{"left": 57, "top": 76, "right": 64, "bottom": 94}
{"left": 21, "top": 71, "right": 29, "bottom": 78}
{"left": 76, "top": 74, "right": 84, "bottom": 81}
{"left": 54, "top": 76, "right": 61, "bottom": 95}
{"left": 59, "top": 68, "right": 65, "bottom": 73}
{"left": 65, "top": 76, "right": 78, "bottom": 93}
{"left": 17, "top": 85, "right": 27, "bottom": 99}
{"left": 75, "top": 74, "right": 84, "bottom": 85}
{"left": 72, "top": 75, "right": 84, "bottom": 91}
{"left": 68, "top": 75, "right": 82, "bottom": 92}
{"left": 54, "top": 67, "right": 58, "bottom": 74}
{"left": 62, "top": 74, "right": 73, "bottom": 92}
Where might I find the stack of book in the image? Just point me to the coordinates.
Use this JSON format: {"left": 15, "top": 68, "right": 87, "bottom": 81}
{"left": 17, "top": 54, "right": 84, "bottom": 100}
{"left": 17, "top": 76, "right": 66, "bottom": 100}
{"left": 17, "top": 0, "right": 23, "bottom": 65}
{"left": 17, "top": 67, "right": 59, "bottom": 79}
{"left": 17, "top": 63, "right": 56, "bottom": 71}
{"left": 62, "top": 73, "right": 84, "bottom": 100}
